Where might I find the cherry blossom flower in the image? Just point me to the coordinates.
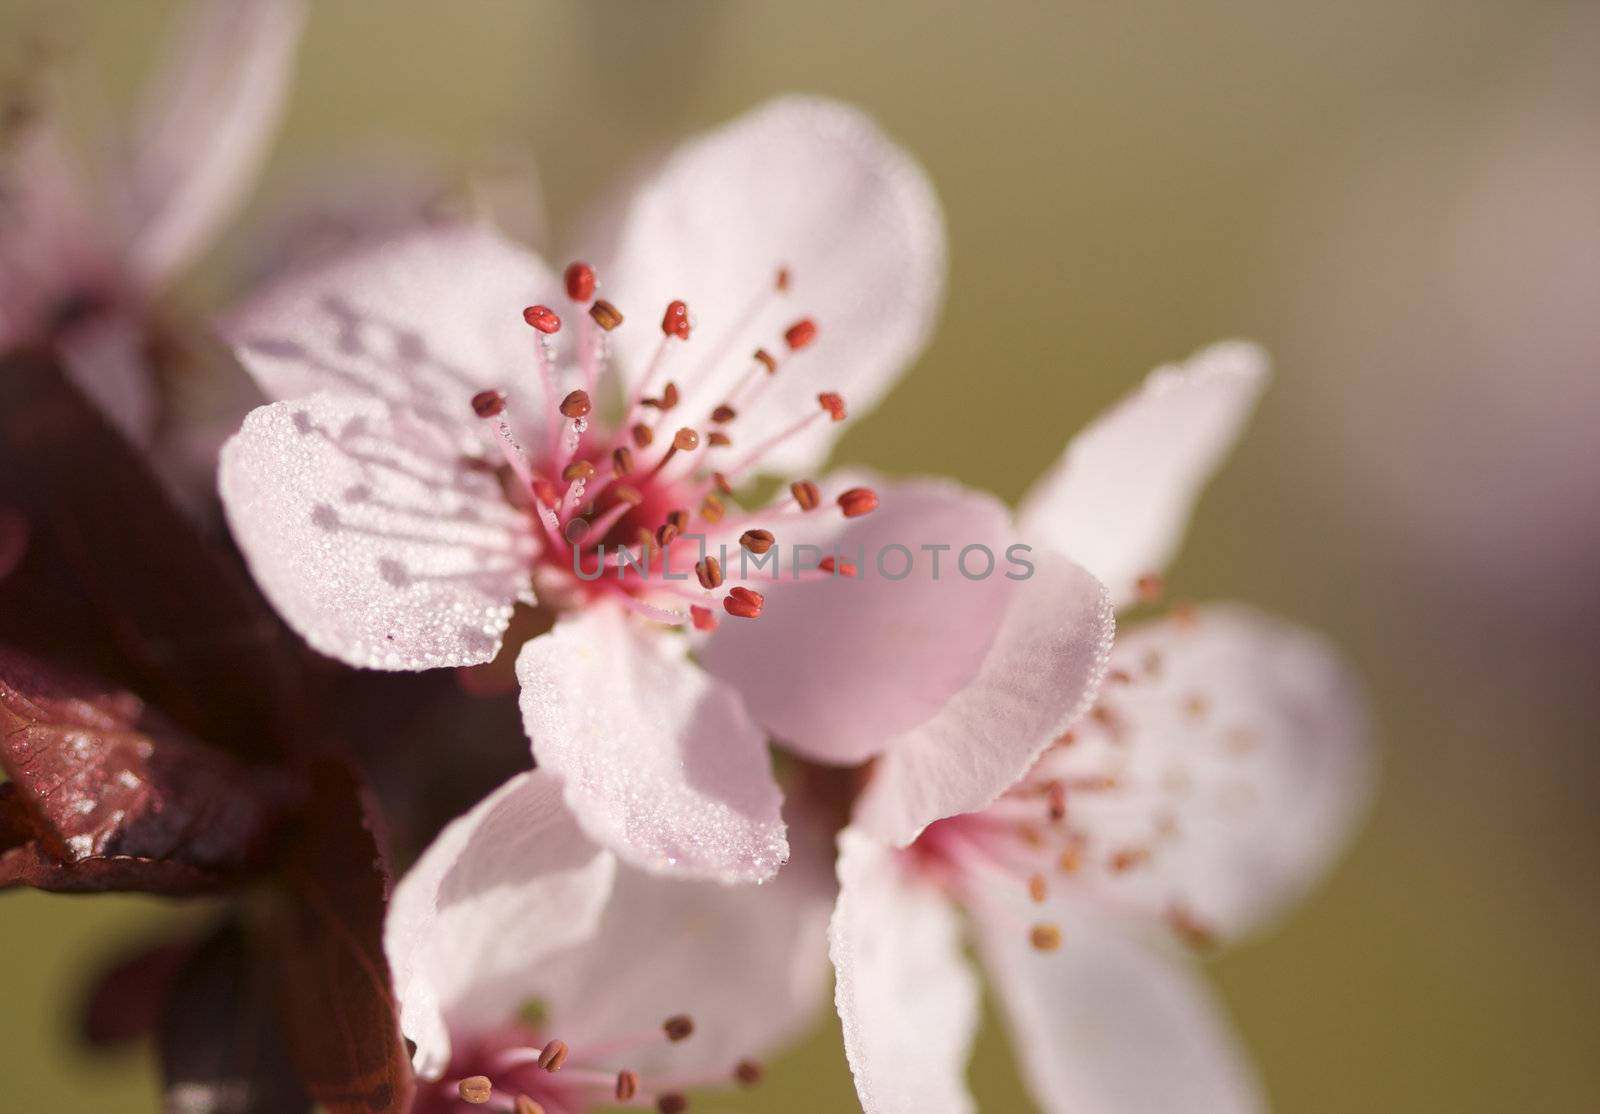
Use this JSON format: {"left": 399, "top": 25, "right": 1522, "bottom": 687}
{"left": 0, "top": 0, "right": 304, "bottom": 440}
{"left": 827, "top": 346, "right": 1374, "bottom": 1113}
{"left": 216, "top": 96, "right": 1114, "bottom": 884}
{"left": 385, "top": 769, "right": 832, "bottom": 1114}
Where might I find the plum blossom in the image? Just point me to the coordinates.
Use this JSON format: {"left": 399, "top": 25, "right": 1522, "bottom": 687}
{"left": 215, "top": 97, "right": 1114, "bottom": 884}
{"left": 0, "top": 0, "right": 304, "bottom": 441}
{"left": 385, "top": 768, "right": 832, "bottom": 1114}
{"left": 827, "top": 347, "right": 1374, "bottom": 1113}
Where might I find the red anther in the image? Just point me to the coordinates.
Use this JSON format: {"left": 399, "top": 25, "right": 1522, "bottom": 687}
{"left": 564, "top": 261, "right": 596, "bottom": 302}
{"left": 631, "top": 423, "right": 654, "bottom": 448}
{"left": 615, "top": 1071, "right": 640, "bottom": 1102}
{"left": 589, "top": 299, "right": 624, "bottom": 331}
{"left": 613, "top": 484, "right": 643, "bottom": 507}
{"left": 775, "top": 266, "right": 791, "bottom": 292}
{"left": 739, "top": 528, "right": 775, "bottom": 555}
{"left": 790, "top": 479, "right": 820, "bottom": 510}
{"left": 818, "top": 556, "right": 857, "bottom": 577}
{"left": 734, "top": 1059, "right": 766, "bottom": 1087}
{"left": 533, "top": 478, "right": 561, "bottom": 509}
{"left": 1029, "top": 923, "right": 1063, "bottom": 952}
{"left": 612, "top": 446, "right": 634, "bottom": 476}
{"left": 657, "top": 1095, "right": 689, "bottom": 1114}
{"left": 522, "top": 304, "right": 561, "bottom": 333}
{"left": 1028, "top": 873, "right": 1049, "bottom": 902}
{"left": 837, "top": 487, "right": 878, "bottom": 517}
{"left": 711, "top": 403, "right": 737, "bottom": 424}
{"left": 753, "top": 348, "right": 778, "bottom": 374}
{"left": 700, "top": 493, "right": 726, "bottom": 524}
{"left": 1136, "top": 573, "right": 1164, "bottom": 605}
{"left": 691, "top": 605, "right": 719, "bottom": 632}
{"left": 784, "top": 318, "right": 818, "bottom": 350}
{"left": 538, "top": 1039, "right": 570, "bottom": 1071}
{"left": 458, "top": 1076, "right": 493, "bottom": 1104}
{"left": 644, "top": 381, "right": 680, "bottom": 411}
{"left": 662, "top": 1015, "right": 695, "bottom": 1042}
{"left": 561, "top": 460, "right": 595, "bottom": 482}
{"left": 1047, "top": 780, "right": 1067, "bottom": 821}
{"left": 559, "top": 390, "right": 592, "bottom": 419}
{"left": 818, "top": 391, "right": 847, "bottom": 422}
{"left": 712, "top": 472, "right": 734, "bottom": 494}
{"left": 471, "top": 389, "right": 506, "bottom": 418}
{"left": 661, "top": 299, "right": 691, "bottom": 340}
{"left": 672, "top": 427, "right": 700, "bottom": 452}
{"left": 514, "top": 1095, "right": 545, "bottom": 1114}
{"left": 656, "top": 522, "right": 680, "bottom": 547}
{"left": 707, "top": 431, "right": 732, "bottom": 447}
{"left": 696, "top": 556, "right": 724, "bottom": 590}
{"left": 723, "top": 587, "right": 764, "bottom": 619}
{"left": 665, "top": 509, "right": 690, "bottom": 533}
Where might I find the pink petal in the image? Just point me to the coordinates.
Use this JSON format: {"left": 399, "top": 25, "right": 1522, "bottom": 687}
{"left": 536, "top": 817, "right": 835, "bottom": 1079}
{"left": 218, "top": 391, "right": 531, "bottom": 670}
{"left": 384, "top": 770, "right": 618, "bottom": 1080}
{"left": 57, "top": 313, "right": 160, "bottom": 448}
{"left": 119, "top": 0, "right": 307, "bottom": 287}
{"left": 219, "top": 223, "right": 563, "bottom": 461}
{"left": 973, "top": 886, "right": 1264, "bottom": 1114}
{"left": 700, "top": 477, "right": 1015, "bottom": 765}
{"left": 516, "top": 607, "right": 788, "bottom": 883}
{"left": 829, "top": 829, "right": 979, "bottom": 1114}
{"left": 1043, "top": 605, "right": 1373, "bottom": 942}
{"left": 1017, "top": 342, "right": 1267, "bottom": 607}
{"left": 576, "top": 96, "right": 945, "bottom": 476}
{"left": 853, "top": 551, "right": 1114, "bottom": 846}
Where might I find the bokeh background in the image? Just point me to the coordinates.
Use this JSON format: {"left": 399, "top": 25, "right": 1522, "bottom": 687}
{"left": 3, "top": 1, "right": 1597, "bottom": 1110}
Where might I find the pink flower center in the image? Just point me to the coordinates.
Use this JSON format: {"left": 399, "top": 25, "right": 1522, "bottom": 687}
{"left": 465, "top": 261, "right": 877, "bottom": 631}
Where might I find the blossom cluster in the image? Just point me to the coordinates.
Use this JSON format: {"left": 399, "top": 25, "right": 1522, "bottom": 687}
{"left": 0, "top": 4, "right": 1371, "bottom": 1113}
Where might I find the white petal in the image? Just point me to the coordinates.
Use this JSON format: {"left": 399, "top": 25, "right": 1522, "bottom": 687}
{"left": 974, "top": 886, "right": 1264, "bottom": 1114}
{"left": 120, "top": 0, "right": 307, "bottom": 287}
{"left": 854, "top": 551, "right": 1114, "bottom": 846}
{"left": 1018, "top": 342, "right": 1267, "bottom": 607}
{"left": 218, "top": 392, "right": 531, "bottom": 670}
{"left": 578, "top": 95, "right": 945, "bottom": 475}
{"left": 537, "top": 817, "right": 835, "bottom": 1078}
{"left": 219, "top": 222, "right": 563, "bottom": 460}
{"left": 384, "top": 770, "right": 617, "bottom": 1080}
{"left": 829, "top": 829, "right": 979, "bottom": 1114}
{"left": 516, "top": 606, "right": 788, "bottom": 883}
{"left": 1043, "top": 604, "right": 1373, "bottom": 942}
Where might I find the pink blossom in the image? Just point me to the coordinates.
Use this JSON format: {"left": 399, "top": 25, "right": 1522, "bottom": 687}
{"left": 384, "top": 769, "right": 832, "bottom": 1113}
{"left": 216, "top": 97, "right": 1114, "bottom": 883}
{"left": 828, "top": 347, "right": 1374, "bottom": 1113}
{"left": 0, "top": 0, "right": 304, "bottom": 442}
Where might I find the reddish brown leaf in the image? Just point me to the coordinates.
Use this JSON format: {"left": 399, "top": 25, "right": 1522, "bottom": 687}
{"left": 80, "top": 937, "right": 196, "bottom": 1047}
{"left": 0, "top": 347, "right": 310, "bottom": 764}
{"left": 270, "top": 761, "right": 414, "bottom": 1114}
{"left": 0, "top": 644, "right": 292, "bottom": 894}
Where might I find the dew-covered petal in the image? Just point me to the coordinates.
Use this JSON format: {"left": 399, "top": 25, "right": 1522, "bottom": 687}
{"left": 1017, "top": 342, "right": 1267, "bottom": 607}
{"left": 829, "top": 828, "right": 979, "bottom": 1114}
{"left": 218, "top": 391, "right": 531, "bottom": 670}
{"left": 1038, "top": 604, "right": 1373, "bottom": 943}
{"left": 118, "top": 0, "right": 307, "bottom": 287}
{"left": 384, "top": 770, "right": 618, "bottom": 1081}
{"left": 853, "top": 550, "right": 1114, "bottom": 846}
{"left": 700, "top": 477, "right": 1015, "bottom": 765}
{"left": 576, "top": 96, "right": 945, "bottom": 476}
{"left": 516, "top": 606, "right": 788, "bottom": 883}
{"left": 218, "top": 222, "right": 564, "bottom": 460}
{"left": 537, "top": 815, "right": 835, "bottom": 1079}
{"left": 973, "top": 884, "right": 1264, "bottom": 1114}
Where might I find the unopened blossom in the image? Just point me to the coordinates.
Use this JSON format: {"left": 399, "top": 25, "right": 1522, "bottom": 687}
{"left": 216, "top": 97, "right": 1114, "bottom": 883}
{"left": 0, "top": 0, "right": 304, "bottom": 441}
{"left": 385, "top": 769, "right": 832, "bottom": 1114}
{"left": 826, "top": 347, "right": 1374, "bottom": 1113}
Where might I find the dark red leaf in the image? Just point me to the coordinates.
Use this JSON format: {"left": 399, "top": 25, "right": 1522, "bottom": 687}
{"left": 0, "top": 347, "right": 310, "bottom": 764}
{"left": 270, "top": 761, "right": 414, "bottom": 1114}
{"left": 0, "top": 644, "right": 292, "bottom": 894}
{"left": 159, "top": 920, "right": 313, "bottom": 1114}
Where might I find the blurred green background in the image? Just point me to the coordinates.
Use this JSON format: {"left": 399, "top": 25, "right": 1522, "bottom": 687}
{"left": 4, "top": 1, "right": 1598, "bottom": 1110}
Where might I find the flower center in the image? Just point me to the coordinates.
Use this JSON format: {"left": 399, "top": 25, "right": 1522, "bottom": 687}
{"left": 425, "top": 1013, "right": 764, "bottom": 1114}
{"left": 464, "top": 261, "right": 876, "bottom": 630}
